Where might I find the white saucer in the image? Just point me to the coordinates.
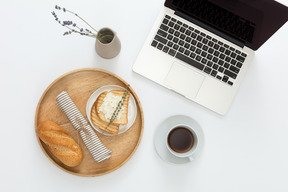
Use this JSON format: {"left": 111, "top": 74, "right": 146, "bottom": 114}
{"left": 154, "top": 115, "right": 204, "bottom": 164}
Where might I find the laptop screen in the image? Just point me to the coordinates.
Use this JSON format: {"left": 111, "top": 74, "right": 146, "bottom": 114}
{"left": 165, "top": 0, "right": 288, "bottom": 50}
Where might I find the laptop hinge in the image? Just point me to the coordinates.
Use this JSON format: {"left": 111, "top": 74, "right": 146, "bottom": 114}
{"left": 175, "top": 10, "right": 245, "bottom": 48}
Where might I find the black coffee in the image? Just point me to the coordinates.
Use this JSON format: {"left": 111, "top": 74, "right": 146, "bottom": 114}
{"left": 168, "top": 127, "right": 194, "bottom": 153}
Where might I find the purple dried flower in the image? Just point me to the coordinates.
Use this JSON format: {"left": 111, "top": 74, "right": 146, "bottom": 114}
{"left": 52, "top": 5, "right": 100, "bottom": 39}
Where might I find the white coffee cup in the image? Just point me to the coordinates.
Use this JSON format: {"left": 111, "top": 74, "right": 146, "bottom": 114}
{"left": 166, "top": 124, "right": 198, "bottom": 161}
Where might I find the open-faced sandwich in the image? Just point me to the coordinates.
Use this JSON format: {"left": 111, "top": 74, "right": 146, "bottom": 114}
{"left": 91, "top": 88, "right": 130, "bottom": 134}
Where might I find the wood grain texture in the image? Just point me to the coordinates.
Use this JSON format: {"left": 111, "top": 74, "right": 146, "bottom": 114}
{"left": 35, "top": 68, "right": 144, "bottom": 177}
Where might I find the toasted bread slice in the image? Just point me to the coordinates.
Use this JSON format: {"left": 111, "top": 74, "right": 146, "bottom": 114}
{"left": 91, "top": 103, "right": 119, "bottom": 134}
{"left": 96, "top": 90, "right": 130, "bottom": 125}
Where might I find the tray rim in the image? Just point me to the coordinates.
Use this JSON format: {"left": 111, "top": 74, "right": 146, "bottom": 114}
{"left": 34, "top": 68, "right": 144, "bottom": 177}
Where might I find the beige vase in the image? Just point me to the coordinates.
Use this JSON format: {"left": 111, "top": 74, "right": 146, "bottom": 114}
{"left": 95, "top": 28, "right": 121, "bottom": 59}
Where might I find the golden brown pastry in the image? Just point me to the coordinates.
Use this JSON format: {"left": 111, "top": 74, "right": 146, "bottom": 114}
{"left": 37, "top": 120, "right": 83, "bottom": 167}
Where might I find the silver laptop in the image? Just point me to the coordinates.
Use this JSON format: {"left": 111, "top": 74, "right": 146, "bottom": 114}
{"left": 133, "top": 0, "right": 288, "bottom": 115}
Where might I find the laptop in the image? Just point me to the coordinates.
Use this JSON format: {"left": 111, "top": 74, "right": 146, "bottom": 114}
{"left": 133, "top": 0, "right": 288, "bottom": 115}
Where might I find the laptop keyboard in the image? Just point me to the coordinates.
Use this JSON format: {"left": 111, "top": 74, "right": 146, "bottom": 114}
{"left": 151, "top": 15, "right": 247, "bottom": 86}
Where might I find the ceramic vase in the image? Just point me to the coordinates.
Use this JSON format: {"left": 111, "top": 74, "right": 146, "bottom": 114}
{"left": 95, "top": 28, "right": 121, "bottom": 59}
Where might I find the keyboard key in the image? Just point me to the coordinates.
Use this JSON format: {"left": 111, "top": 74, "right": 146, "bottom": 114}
{"left": 196, "top": 48, "right": 201, "bottom": 54}
{"left": 167, "top": 34, "right": 173, "bottom": 40}
{"left": 191, "top": 32, "right": 197, "bottom": 38}
{"left": 173, "top": 44, "right": 179, "bottom": 50}
{"left": 207, "top": 61, "right": 213, "bottom": 67}
{"left": 196, "top": 55, "right": 201, "bottom": 61}
{"left": 184, "top": 43, "right": 190, "bottom": 49}
{"left": 157, "top": 43, "right": 163, "bottom": 50}
{"left": 157, "top": 29, "right": 167, "bottom": 38}
{"left": 160, "top": 24, "right": 169, "bottom": 31}
{"left": 216, "top": 75, "right": 222, "bottom": 80}
{"left": 229, "top": 65, "right": 240, "bottom": 74}
{"left": 218, "top": 60, "right": 224, "bottom": 66}
{"left": 207, "top": 54, "right": 213, "bottom": 60}
{"left": 163, "top": 18, "right": 169, "bottom": 24}
{"left": 208, "top": 41, "right": 214, "bottom": 47}
{"left": 176, "top": 53, "right": 205, "bottom": 71}
{"left": 167, "top": 41, "right": 173, "bottom": 47}
{"left": 155, "top": 35, "right": 167, "bottom": 45}
{"left": 219, "top": 53, "right": 225, "bottom": 59}
{"left": 197, "top": 36, "right": 203, "bottom": 41}
{"left": 201, "top": 58, "right": 207, "bottom": 64}
{"left": 225, "top": 57, "right": 231, "bottom": 62}
{"left": 224, "top": 62, "right": 230, "bottom": 68}
{"left": 190, "top": 52, "right": 196, "bottom": 59}
{"left": 228, "top": 81, "right": 233, "bottom": 86}
{"left": 163, "top": 46, "right": 169, "bottom": 53}
{"left": 168, "top": 49, "right": 176, "bottom": 56}
{"left": 203, "top": 45, "right": 208, "bottom": 51}
{"left": 219, "top": 47, "right": 225, "bottom": 53}
{"left": 241, "top": 53, "right": 247, "bottom": 57}
{"left": 236, "top": 55, "right": 245, "bottom": 62}
{"left": 179, "top": 40, "right": 184, "bottom": 46}
{"left": 179, "top": 47, "right": 185, "bottom": 53}
{"left": 236, "top": 62, "right": 243, "bottom": 68}
{"left": 190, "top": 46, "right": 196, "bottom": 52}
{"left": 229, "top": 47, "right": 235, "bottom": 51}
{"left": 195, "top": 29, "right": 200, "bottom": 34}
{"left": 174, "top": 24, "right": 180, "bottom": 30}
{"left": 213, "top": 64, "right": 219, "bottom": 70}
{"left": 174, "top": 31, "right": 180, "bottom": 37}
{"left": 208, "top": 48, "right": 214, "bottom": 54}
{"left": 204, "top": 67, "right": 212, "bottom": 74}
{"left": 180, "top": 27, "right": 186, "bottom": 33}
{"left": 222, "top": 75, "right": 229, "bottom": 82}
{"left": 211, "top": 70, "right": 217, "bottom": 77}
{"left": 197, "top": 42, "right": 203, "bottom": 48}
{"left": 171, "top": 18, "right": 176, "bottom": 22}
{"left": 201, "top": 51, "right": 207, "bottom": 57}
{"left": 218, "top": 66, "right": 224, "bottom": 73}
{"left": 184, "top": 50, "right": 190, "bottom": 56}
{"left": 185, "top": 37, "right": 192, "bottom": 43}
{"left": 191, "top": 39, "right": 197, "bottom": 45}
{"left": 202, "top": 38, "right": 208, "bottom": 44}
{"left": 151, "top": 40, "right": 157, "bottom": 47}
{"left": 213, "top": 44, "right": 220, "bottom": 50}
{"left": 225, "top": 49, "right": 231, "bottom": 56}
{"left": 168, "top": 27, "right": 174, "bottom": 33}
{"left": 224, "top": 69, "right": 237, "bottom": 79}
{"left": 173, "top": 37, "right": 179, "bottom": 43}
{"left": 168, "top": 21, "right": 174, "bottom": 27}
{"left": 185, "top": 30, "right": 191, "bottom": 36}
{"left": 165, "top": 15, "right": 171, "bottom": 19}
{"left": 180, "top": 34, "right": 186, "bottom": 40}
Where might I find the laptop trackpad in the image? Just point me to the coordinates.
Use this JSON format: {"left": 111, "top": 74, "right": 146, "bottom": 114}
{"left": 164, "top": 62, "right": 205, "bottom": 99}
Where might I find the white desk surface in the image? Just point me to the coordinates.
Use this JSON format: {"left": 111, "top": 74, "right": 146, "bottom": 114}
{"left": 1, "top": 0, "right": 287, "bottom": 191}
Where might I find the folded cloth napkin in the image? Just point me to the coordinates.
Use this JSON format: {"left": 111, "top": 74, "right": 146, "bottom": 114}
{"left": 56, "top": 91, "right": 111, "bottom": 162}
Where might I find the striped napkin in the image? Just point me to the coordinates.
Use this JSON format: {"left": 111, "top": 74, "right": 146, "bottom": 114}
{"left": 56, "top": 91, "right": 111, "bottom": 162}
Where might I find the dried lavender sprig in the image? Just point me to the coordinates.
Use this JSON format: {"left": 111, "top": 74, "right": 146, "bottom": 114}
{"left": 105, "top": 85, "right": 130, "bottom": 129}
{"left": 55, "top": 5, "right": 98, "bottom": 33}
{"left": 51, "top": 11, "right": 96, "bottom": 38}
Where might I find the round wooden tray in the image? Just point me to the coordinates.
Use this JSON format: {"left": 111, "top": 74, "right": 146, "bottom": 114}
{"left": 35, "top": 68, "right": 144, "bottom": 176}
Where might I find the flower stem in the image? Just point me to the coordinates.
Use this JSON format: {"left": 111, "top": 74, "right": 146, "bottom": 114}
{"left": 65, "top": 9, "right": 98, "bottom": 33}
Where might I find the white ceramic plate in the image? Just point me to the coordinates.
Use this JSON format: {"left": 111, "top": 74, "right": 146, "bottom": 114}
{"left": 86, "top": 85, "right": 137, "bottom": 136}
{"left": 154, "top": 115, "right": 204, "bottom": 164}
